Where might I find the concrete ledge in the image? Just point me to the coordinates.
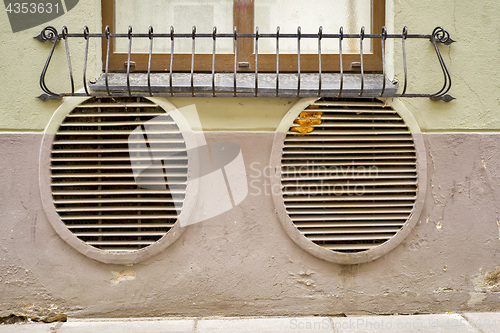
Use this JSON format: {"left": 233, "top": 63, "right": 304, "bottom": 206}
{"left": 462, "top": 312, "right": 500, "bottom": 333}
{"left": 89, "top": 73, "right": 397, "bottom": 97}
{"left": 1, "top": 313, "right": 499, "bottom": 333}
{"left": 197, "top": 317, "right": 333, "bottom": 333}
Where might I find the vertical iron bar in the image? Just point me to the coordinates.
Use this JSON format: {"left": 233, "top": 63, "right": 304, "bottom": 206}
{"left": 233, "top": 26, "right": 237, "bottom": 97}
{"left": 255, "top": 27, "right": 259, "bottom": 97}
{"left": 126, "top": 26, "right": 132, "bottom": 97}
{"left": 276, "top": 26, "right": 280, "bottom": 97}
{"left": 191, "top": 26, "right": 196, "bottom": 97}
{"left": 82, "top": 26, "right": 90, "bottom": 96}
{"left": 169, "top": 26, "right": 174, "bottom": 96}
{"left": 380, "top": 26, "right": 387, "bottom": 97}
{"left": 62, "top": 26, "right": 74, "bottom": 95}
{"left": 212, "top": 26, "right": 216, "bottom": 97}
{"left": 318, "top": 26, "right": 322, "bottom": 97}
{"left": 430, "top": 27, "right": 453, "bottom": 99}
{"left": 359, "top": 26, "right": 365, "bottom": 97}
{"left": 338, "top": 27, "right": 344, "bottom": 97}
{"left": 147, "top": 26, "right": 153, "bottom": 96}
{"left": 297, "top": 26, "right": 301, "bottom": 97}
{"left": 38, "top": 27, "right": 60, "bottom": 98}
{"left": 401, "top": 26, "right": 408, "bottom": 96}
{"left": 104, "top": 26, "right": 111, "bottom": 96}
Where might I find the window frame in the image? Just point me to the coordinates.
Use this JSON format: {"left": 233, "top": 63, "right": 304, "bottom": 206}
{"left": 102, "top": 0, "right": 385, "bottom": 73}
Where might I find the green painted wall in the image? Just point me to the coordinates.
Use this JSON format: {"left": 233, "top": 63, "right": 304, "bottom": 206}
{"left": 0, "top": 0, "right": 498, "bottom": 131}
{"left": 0, "top": 0, "right": 101, "bottom": 131}
{"left": 391, "top": 0, "right": 500, "bottom": 132}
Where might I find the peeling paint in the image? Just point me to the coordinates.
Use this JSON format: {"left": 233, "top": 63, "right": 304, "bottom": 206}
{"left": 433, "top": 287, "right": 458, "bottom": 293}
{"left": 110, "top": 269, "right": 136, "bottom": 285}
{"left": 484, "top": 267, "right": 500, "bottom": 287}
{"left": 9, "top": 303, "right": 67, "bottom": 323}
{"left": 297, "top": 279, "right": 316, "bottom": 287}
{"left": 298, "top": 270, "right": 314, "bottom": 277}
{"left": 497, "top": 218, "right": 500, "bottom": 239}
{"left": 346, "top": 288, "right": 365, "bottom": 294}
{"left": 468, "top": 267, "right": 500, "bottom": 307}
{"left": 436, "top": 221, "right": 442, "bottom": 231}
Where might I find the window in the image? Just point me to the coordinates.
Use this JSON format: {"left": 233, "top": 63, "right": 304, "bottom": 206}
{"left": 102, "top": 0, "right": 385, "bottom": 72}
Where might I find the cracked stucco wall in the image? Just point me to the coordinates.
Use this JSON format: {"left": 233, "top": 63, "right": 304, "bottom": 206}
{"left": 1, "top": 132, "right": 499, "bottom": 318}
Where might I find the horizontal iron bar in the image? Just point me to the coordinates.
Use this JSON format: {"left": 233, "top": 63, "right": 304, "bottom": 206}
{"left": 47, "top": 92, "right": 436, "bottom": 98}
{"left": 60, "top": 32, "right": 432, "bottom": 39}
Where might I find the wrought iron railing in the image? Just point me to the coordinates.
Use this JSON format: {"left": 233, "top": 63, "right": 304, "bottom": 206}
{"left": 35, "top": 25, "right": 455, "bottom": 101}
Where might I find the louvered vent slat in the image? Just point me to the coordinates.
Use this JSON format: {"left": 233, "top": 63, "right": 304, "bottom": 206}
{"left": 51, "top": 165, "right": 187, "bottom": 170}
{"left": 66, "top": 223, "right": 175, "bottom": 229}
{"left": 50, "top": 97, "right": 187, "bottom": 251}
{"left": 53, "top": 181, "right": 187, "bottom": 186}
{"left": 283, "top": 195, "right": 417, "bottom": 202}
{"left": 286, "top": 130, "right": 410, "bottom": 135}
{"left": 52, "top": 156, "right": 187, "bottom": 162}
{"left": 86, "top": 241, "right": 156, "bottom": 246}
{"left": 54, "top": 198, "right": 183, "bottom": 204}
{"left": 281, "top": 98, "right": 418, "bottom": 253}
{"left": 52, "top": 172, "right": 187, "bottom": 178}
{"left": 288, "top": 208, "right": 413, "bottom": 214}
{"left": 284, "top": 135, "right": 412, "bottom": 142}
{"left": 293, "top": 222, "right": 406, "bottom": 228}
{"left": 284, "top": 142, "right": 415, "bottom": 148}
{"left": 60, "top": 121, "right": 176, "bottom": 126}
{"left": 299, "top": 227, "right": 403, "bottom": 234}
{"left": 57, "top": 130, "right": 182, "bottom": 135}
{"left": 74, "top": 103, "right": 160, "bottom": 108}
{"left": 292, "top": 123, "right": 409, "bottom": 128}
{"left": 282, "top": 161, "right": 416, "bottom": 167}
{"left": 285, "top": 201, "right": 415, "bottom": 208}
{"left": 54, "top": 139, "right": 186, "bottom": 145}
{"left": 73, "top": 231, "right": 170, "bottom": 237}
{"left": 56, "top": 206, "right": 180, "bottom": 212}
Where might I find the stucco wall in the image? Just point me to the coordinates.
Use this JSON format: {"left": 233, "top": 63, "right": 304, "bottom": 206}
{"left": 1, "top": 132, "right": 499, "bottom": 318}
{"left": 0, "top": 0, "right": 499, "bottom": 131}
{"left": 0, "top": 0, "right": 101, "bottom": 131}
{"left": 391, "top": 0, "right": 500, "bottom": 131}
{"left": 0, "top": 0, "right": 499, "bottom": 319}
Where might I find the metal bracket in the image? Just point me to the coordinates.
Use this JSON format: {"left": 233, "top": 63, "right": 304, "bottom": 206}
{"left": 37, "top": 94, "right": 62, "bottom": 101}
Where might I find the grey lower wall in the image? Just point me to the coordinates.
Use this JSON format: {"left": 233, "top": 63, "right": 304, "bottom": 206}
{"left": 0, "top": 132, "right": 499, "bottom": 319}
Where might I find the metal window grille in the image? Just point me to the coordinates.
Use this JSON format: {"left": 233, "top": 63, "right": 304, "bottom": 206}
{"left": 35, "top": 25, "right": 454, "bottom": 101}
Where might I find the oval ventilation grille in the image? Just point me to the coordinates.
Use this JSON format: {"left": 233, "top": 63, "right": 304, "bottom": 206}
{"left": 281, "top": 99, "right": 418, "bottom": 253}
{"left": 50, "top": 97, "right": 187, "bottom": 251}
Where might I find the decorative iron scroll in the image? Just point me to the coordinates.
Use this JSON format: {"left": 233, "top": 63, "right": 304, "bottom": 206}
{"left": 35, "top": 25, "right": 455, "bottom": 101}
